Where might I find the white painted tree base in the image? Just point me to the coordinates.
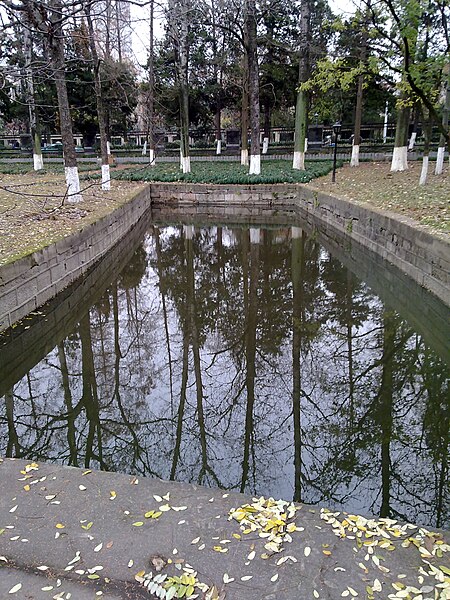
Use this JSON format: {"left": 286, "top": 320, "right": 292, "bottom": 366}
{"left": 241, "top": 149, "right": 249, "bottom": 166}
{"left": 350, "top": 145, "right": 360, "bottom": 167}
{"left": 292, "top": 151, "right": 305, "bottom": 170}
{"left": 419, "top": 156, "right": 429, "bottom": 186}
{"left": 216, "top": 140, "right": 221, "bottom": 155}
{"left": 101, "top": 164, "right": 110, "bottom": 190}
{"left": 408, "top": 132, "right": 417, "bottom": 150}
{"left": 65, "top": 166, "right": 82, "bottom": 203}
{"left": 391, "top": 146, "right": 408, "bottom": 172}
{"left": 435, "top": 147, "right": 445, "bottom": 175}
{"left": 183, "top": 224, "right": 194, "bottom": 239}
{"left": 149, "top": 148, "right": 155, "bottom": 165}
{"left": 249, "top": 154, "right": 261, "bottom": 175}
{"left": 262, "top": 137, "right": 269, "bottom": 154}
{"left": 250, "top": 228, "right": 260, "bottom": 244}
{"left": 33, "top": 153, "right": 44, "bottom": 171}
{"left": 181, "top": 156, "right": 191, "bottom": 173}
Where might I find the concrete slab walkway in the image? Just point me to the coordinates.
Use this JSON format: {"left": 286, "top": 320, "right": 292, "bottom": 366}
{"left": 0, "top": 458, "right": 448, "bottom": 600}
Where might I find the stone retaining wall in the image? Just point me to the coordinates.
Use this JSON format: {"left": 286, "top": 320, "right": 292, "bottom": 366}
{"left": 0, "top": 186, "right": 150, "bottom": 331}
{"left": 1, "top": 182, "right": 448, "bottom": 332}
{"left": 298, "top": 187, "right": 449, "bottom": 304}
{"left": 150, "top": 183, "right": 450, "bottom": 306}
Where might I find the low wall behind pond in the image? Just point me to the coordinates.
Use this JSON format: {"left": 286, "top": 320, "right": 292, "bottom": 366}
{"left": 0, "top": 182, "right": 448, "bottom": 332}
{"left": 150, "top": 183, "right": 449, "bottom": 306}
{"left": 0, "top": 186, "right": 151, "bottom": 332}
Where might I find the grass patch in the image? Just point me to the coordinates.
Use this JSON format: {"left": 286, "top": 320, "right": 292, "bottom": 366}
{"left": 86, "top": 160, "right": 341, "bottom": 185}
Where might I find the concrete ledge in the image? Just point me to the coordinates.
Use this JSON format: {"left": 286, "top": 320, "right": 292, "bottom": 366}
{"left": 0, "top": 187, "right": 151, "bottom": 332}
{"left": 0, "top": 458, "right": 448, "bottom": 600}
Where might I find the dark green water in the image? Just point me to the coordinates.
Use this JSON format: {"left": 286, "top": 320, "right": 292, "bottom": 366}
{"left": 0, "top": 218, "right": 449, "bottom": 528}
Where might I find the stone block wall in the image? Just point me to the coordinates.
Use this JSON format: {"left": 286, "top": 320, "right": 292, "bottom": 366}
{"left": 0, "top": 187, "right": 150, "bottom": 331}
{"left": 296, "top": 187, "right": 449, "bottom": 304}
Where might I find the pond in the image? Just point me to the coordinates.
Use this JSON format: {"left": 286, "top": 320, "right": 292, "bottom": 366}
{"left": 0, "top": 212, "right": 448, "bottom": 529}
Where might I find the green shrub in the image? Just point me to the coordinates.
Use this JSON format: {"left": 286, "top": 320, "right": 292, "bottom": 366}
{"left": 98, "top": 159, "right": 342, "bottom": 185}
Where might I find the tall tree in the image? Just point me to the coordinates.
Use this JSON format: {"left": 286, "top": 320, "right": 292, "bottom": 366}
{"left": 168, "top": 0, "right": 191, "bottom": 173}
{"left": 23, "top": 13, "right": 44, "bottom": 170}
{"left": 435, "top": 62, "right": 449, "bottom": 174}
{"left": 23, "top": 0, "right": 82, "bottom": 201}
{"left": 245, "top": 0, "right": 261, "bottom": 174}
{"left": 241, "top": 45, "right": 250, "bottom": 165}
{"left": 85, "top": 0, "right": 110, "bottom": 190}
{"left": 148, "top": 0, "right": 156, "bottom": 165}
{"left": 364, "top": 0, "right": 446, "bottom": 173}
{"left": 350, "top": 5, "right": 370, "bottom": 167}
{"left": 293, "top": 0, "right": 311, "bottom": 170}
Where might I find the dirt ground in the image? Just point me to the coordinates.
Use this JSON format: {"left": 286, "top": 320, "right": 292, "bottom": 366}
{"left": 307, "top": 161, "right": 449, "bottom": 236}
{"left": 0, "top": 171, "right": 145, "bottom": 266}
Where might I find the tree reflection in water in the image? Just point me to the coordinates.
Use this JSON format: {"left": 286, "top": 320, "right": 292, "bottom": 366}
{"left": 0, "top": 225, "right": 448, "bottom": 528}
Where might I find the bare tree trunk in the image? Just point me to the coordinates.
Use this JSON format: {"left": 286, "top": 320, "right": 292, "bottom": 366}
{"left": 262, "top": 103, "right": 270, "bottom": 154}
{"left": 351, "top": 74, "right": 364, "bottom": 167}
{"left": 50, "top": 0, "right": 81, "bottom": 199}
{"left": 408, "top": 102, "right": 420, "bottom": 150}
{"left": 169, "top": 0, "right": 191, "bottom": 173}
{"left": 419, "top": 106, "right": 431, "bottom": 185}
{"left": 211, "top": 1, "right": 222, "bottom": 155}
{"left": 391, "top": 103, "right": 410, "bottom": 171}
{"left": 105, "top": 0, "right": 111, "bottom": 57}
{"left": 293, "top": 0, "right": 310, "bottom": 171}
{"left": 435, "top": 63, "right": 449, "bottom": 175}
{"left": 351, "top": 7, "right": 370, "bottom": 169}
{"left": 115, "top": 0, "right": 122, "bottom": 62}
{"left": 86, "top": 1, "right": 110, "bottom": 190}
{"left": 148, "top": 0, "right": 156, "bottom": 165}
{"left": 23, "top": 19, "right": 43, "bottom": 171}
{"left": 391, "top": 23, "right": 420, "bottom": 173}
{"left": 241, "top": 49, "right": 249, "bottom": 166}
{"left": 245, "top": 0, "right": 261, "bottom": 175}
{"left": 25, "top": 0, "right": 81, "bottom": 198}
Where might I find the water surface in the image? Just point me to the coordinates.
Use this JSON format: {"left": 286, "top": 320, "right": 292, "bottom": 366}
{"left": 0, "top": 219, "right": 448, "bottom": 528}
